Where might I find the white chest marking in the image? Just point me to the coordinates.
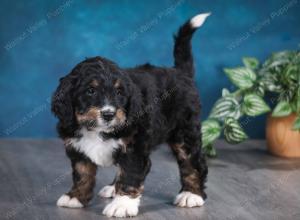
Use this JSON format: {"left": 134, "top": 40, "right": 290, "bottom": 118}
{"left": 70, "top": 128, "right": 122, "bottom": 167}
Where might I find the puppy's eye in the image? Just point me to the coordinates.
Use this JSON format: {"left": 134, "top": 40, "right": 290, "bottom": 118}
{"left": 86, "top": 88, "right": 95, "bottom": 96}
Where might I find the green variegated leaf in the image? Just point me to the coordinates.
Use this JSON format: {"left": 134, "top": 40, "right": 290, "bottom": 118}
{"left": 224, "top": 118, "right": 248, "bottom": 144}
{"left": 292, "top": 116, "right": 300, "bottom": 131}
{"left": 202, "top": 144, "right": 217, "bottom": 157}
{"left": 253, "top": 81, "right": 265, "bottom": 97}
{"left": 272, "top": 101, "right": 292, "bottom": 117}
{"left": 279, "top": 87, "right": 296, "bottom": 102}
{"left": 255, "top": 85, "right": 265, "bottom": 97}
{"left": 285, "top": 65, "right": 298, "bottom": 81}
{"left": 224, "top": 67, "right": 257, "bottom": 89}
{"left": 201, "top": 119, "right": 222, "bottom": 147}
{"left": 297, "top": 87, "right": 300, "bottom": 113}
{"left": 242, "top": 94, "right": 270, "bottom": 116}
{"left": 209, "top": 97, "right": 241, "bottom": 120}
{"left": 243, "top": 57, "right": 259, "bottom": 69}
{"left": 260, "top": 73, "right": 282, "bottom": 92}
{"left": 222, "top": 88, "right": 230, "bottom": 97}
{"left": 290, "top": 102, "right": 298, "bottom": 113}
{"left": 263, "top": 51, "right": 295, "bottom": 68}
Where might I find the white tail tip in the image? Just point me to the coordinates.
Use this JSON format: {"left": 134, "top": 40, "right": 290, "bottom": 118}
{"left": 190, "top": 12, "right": 211, "bottom": 28}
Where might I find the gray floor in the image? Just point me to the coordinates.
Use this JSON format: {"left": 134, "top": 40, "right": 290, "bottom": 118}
{"left": 0, "top": 139, "right": 300, "bottom": 220}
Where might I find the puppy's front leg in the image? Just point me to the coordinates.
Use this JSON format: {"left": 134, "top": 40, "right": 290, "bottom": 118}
{"left": 102, "top": 150, "right": 151, "bottom": 217}
{"left": 57, "top": 147, "right": 97, "bottom": 208}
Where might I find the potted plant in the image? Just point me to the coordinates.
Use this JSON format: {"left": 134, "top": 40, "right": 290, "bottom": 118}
{"left": 202, "top": 50, "right": 300, "bottom": 158}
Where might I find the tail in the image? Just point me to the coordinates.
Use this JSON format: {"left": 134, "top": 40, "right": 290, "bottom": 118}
{"left": 173, "top": 13, "right": 210, "bottom": 77}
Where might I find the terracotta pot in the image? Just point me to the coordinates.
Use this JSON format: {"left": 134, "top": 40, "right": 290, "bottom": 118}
{"left": 266, "top": 113, "right": 300, "bottom": 158}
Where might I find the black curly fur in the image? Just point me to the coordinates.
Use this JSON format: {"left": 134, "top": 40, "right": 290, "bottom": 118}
{"left": 52, "top": 15, "right": 208, "bottom": 205}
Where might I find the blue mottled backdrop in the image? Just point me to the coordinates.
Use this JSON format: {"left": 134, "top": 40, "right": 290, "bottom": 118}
{"left": 0, "top": 0, "right": 299, "bottom": 138}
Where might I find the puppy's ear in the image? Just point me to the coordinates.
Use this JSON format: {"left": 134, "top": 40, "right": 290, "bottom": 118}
{"left": 51, "top": 75, "right": 76, "bottom": 130}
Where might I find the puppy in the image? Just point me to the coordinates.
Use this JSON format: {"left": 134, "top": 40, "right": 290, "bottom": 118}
{"left": 52, "top": 13, "right": 210, "bottom": 217}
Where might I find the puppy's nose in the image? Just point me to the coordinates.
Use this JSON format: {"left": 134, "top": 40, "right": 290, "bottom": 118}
{"left": 101, "top": 110, "right": 116, "bottom": 122}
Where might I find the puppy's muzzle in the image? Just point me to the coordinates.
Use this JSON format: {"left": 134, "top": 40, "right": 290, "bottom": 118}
{"left": 101, "top": 110, "right": 116, "bottom": 122}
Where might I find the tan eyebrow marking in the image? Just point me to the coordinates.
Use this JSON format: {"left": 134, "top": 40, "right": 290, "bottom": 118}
{"left": 91, "top": 80, "right": 99, "bottom": 87}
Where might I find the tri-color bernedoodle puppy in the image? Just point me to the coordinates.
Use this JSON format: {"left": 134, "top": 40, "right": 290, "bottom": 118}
{"left": 52, "top": 13, "right": 210, "bottom": 217}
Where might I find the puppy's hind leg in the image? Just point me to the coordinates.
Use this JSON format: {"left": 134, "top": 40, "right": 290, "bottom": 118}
{"left": 98, "top": 184, "right": 116, "bottom": 198}
{"left": 98, "top": 172, "right": 118, "bottom": 198}
{"left": 57, "top": 147, "right": 97, "bottom": 208}
{"left": 169, "top": 121, "right": 208, "bottom": 208}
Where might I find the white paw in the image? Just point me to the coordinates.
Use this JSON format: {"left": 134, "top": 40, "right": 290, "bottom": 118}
{"left": 174, "top": 191, "right": 205, "bottom": 207}
{"left": 56, "top": 194, "right": 83, "bottom": 208}
{"left": 98, "top": 185, "right": 116, "bottom": 198}
{"left": 102, "top": 195, "right": 140, "bottom": 217}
